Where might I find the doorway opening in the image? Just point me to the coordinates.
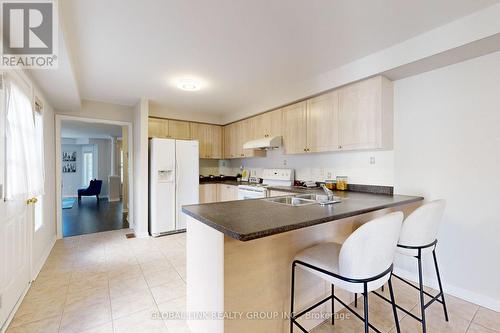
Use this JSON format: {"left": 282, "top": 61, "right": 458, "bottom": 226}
{"left": 57, "top": 118, "right": 133, "bottom": 237}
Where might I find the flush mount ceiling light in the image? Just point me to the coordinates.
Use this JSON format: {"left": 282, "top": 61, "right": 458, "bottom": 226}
{"left": 177, "top": 78, "right": 202, "bottom": 91}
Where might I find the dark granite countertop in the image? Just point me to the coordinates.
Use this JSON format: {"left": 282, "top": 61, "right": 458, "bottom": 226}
{"left": 182, "top": 191, "right": 423, "bottom": 241}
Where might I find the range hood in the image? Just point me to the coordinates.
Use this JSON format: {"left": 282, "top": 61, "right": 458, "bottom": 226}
{"left": 243, "top": 136, "right": 282, "bottom": 150}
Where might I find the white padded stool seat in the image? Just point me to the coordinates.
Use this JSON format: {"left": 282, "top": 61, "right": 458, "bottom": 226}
{"left": 294, "top": 212, "right": 404, "bottom": 294}
{"left": 396, "top": 200, "right": 446, "bottom": 257}
{"left": 295, "top": 242, "right": 390, "bottom": 293}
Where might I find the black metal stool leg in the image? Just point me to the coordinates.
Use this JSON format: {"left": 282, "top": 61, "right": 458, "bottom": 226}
{"left": 363, "top": 283, "right": 369, "bottom": 333}
{"left": 388, "top": 277, "right": 401, "bottom": 333}
{"left": 290, "top": 262, "right": 296, "bottom": 333}
{"left": 354, "top": 293, "right": 358, "bottom": 307}
{"left": 331, "top": 285, "right": 335, "bottom": 325}
{"left": 433, "top": 249, "right": 449, "bottom": 322}
{"left": 417, "top": 250, "right": 427, "bottom": 333}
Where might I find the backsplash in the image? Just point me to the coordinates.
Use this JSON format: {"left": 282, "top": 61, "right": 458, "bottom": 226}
{"left": 217, "top": 149, "right": 394, "bottom": 186}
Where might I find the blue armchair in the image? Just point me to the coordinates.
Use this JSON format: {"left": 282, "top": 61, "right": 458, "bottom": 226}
{"left": 78, "top": 179, "right": 103, "bottom": 203}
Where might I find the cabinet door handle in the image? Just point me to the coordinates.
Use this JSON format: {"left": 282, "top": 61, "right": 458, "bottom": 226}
{"left": 338, "top": 145, "right": 342, "bottom": 149}
{"left": 303, "top": 148, "right": 306, "bottom": 152}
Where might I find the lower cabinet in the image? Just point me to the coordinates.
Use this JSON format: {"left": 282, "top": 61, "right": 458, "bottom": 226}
{"left": 217, "top": 184, "right": 239, "bottom": 202}
{"left": 199, "top": 183, "right": 239, "bottom": 203}
{"left": 199, "top": 184, "right": 218, "bottom": 203}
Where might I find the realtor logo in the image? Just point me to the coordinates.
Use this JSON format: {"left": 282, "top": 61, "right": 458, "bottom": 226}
{"left": 1, "top": 0, "right": 58, "bottom": 68}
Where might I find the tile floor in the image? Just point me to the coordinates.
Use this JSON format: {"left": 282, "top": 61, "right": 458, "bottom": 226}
{"left": 6, "top": 229, "right": 500, "bottom": 333}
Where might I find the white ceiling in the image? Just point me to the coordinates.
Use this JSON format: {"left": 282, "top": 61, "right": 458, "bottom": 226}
{"left": 61, "top": 120, "right": 122, "bottom": 139}
{"left": 49, "top": 0, "right": 499, "bottom": 117}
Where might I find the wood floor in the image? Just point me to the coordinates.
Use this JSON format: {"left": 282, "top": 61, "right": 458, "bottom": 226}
{"left": 62, "top": 197, "right": 128, "bottom": 237}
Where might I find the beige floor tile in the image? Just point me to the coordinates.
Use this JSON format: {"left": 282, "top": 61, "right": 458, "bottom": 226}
{"left": 110, "top": 289, "right": 157, "bottom": 320}
{"left": 68, "top": 271, "right": 109, "bottom": 293}
{"left": 59, "top": 300, "right": 112, "bottom": 333}
{"left": 311, "top": 310, "right": 365, "bottom": 332}
{"left": 351, "top": 292, "right": 404, "bottom": 332}
{"left": 77, "top": 321, "right": 114, "bottom": 333}
{"left": 174, "top": 263, "right": 187, "bottom": 281}
{"left": 467, "top": 323, "right": 499, "bottom": 333}
{"left": 394, "top": 303, "right": 471, "bottom": 333}
{"left": 64, "top": 286, "right": 110, "bottom": 313}
{"left": 11, "top": 295, "right": 66, "bottom": 328}
{"left": 107, "top": 263, "right": 143, "bottom": 281}
{"left": 473, "top": 307, "right": 500, "bottom": 332}
{"left": 140, "top": 259, "right": 173, "bottom": 275}
{"left": 150, "top": 279, "right": 186, "bottom": 304}
{"left": 6, "top": 314, "right": 61, "bottom": 333}
{"left": 109, "top": 275, "right": 150, "bottom": 299}
{"left": 143, "top": 267, "right": 182, "bottom": 288}
{"left": 439, "top": 294, "right": 479, "bottom": 322}
{"left": 113, "top": 308, "right": 168, "bottom": 333}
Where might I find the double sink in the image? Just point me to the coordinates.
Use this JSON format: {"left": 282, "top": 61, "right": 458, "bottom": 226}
{"left": 265, "top": 193, "right": 341, "bottom": 207}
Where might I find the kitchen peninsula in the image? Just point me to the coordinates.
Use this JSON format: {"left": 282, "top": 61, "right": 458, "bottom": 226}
{"left": 182, "top": 189, "right": 423, "bottom": 333}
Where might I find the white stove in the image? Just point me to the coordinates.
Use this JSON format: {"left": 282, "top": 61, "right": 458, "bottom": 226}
{"left": 237, "top": 169, "right": 294, "bottom": 200}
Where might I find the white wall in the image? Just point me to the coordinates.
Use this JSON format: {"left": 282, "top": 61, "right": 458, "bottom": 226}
{"left": 61, "top": 138, "right": 113, "bottom": 197}
{"left": 224, "top": 149, "right": 394, "bottom": 185}
{"left": 90, "top": 138, "right": 112, "bottom": 196}
{"left": 133, "top": 99, "right": 149, "bottom": 237}
{"left": 61, "top": 144, "right": 83, "bottom": 196}
{"left": 149, "top": 102, "right": 223, "bottom": 125}
{"left": 393, "top": 51, "right": 500, "bottom": 310}
{"left": 57, "top": 99, "right": 134, "bottom": 122}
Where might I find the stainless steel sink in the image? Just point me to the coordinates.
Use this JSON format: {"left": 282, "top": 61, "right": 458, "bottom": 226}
{"left": 296, "top": 193, "right": 341, "bottom": 203}
{"left": 265, "top": 196, "right": 316, "bottom": 206}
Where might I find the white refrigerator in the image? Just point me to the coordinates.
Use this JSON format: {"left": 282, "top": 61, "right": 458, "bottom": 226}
{"left": 149, "top": 138, "right": 199, "bottom": 236}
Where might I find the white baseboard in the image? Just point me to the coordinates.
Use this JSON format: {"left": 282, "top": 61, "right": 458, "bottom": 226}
{"left": 394, "top": 267, "right": 500, "bottom": 312}
{"left": 31, "top": 235, "right": 57, "bottom": 281}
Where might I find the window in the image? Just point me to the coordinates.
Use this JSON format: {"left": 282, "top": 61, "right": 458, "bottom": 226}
{"left": 5, "top": 80, "right": 44, "bottom": 200}
{"left": 120, "top": 150, "right": 124, "bottom": 183}
{"left": 83, "top": 151, "right": 93, "bottom": 185}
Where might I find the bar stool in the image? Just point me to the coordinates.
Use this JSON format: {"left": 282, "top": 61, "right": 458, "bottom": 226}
{"left": 290, "top": 212, "right": 404, "bottom": 333}
{"left": 373, "top": 200, "right": 449, "bottom": 333}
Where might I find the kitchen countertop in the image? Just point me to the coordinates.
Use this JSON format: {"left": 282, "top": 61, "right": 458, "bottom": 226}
{"left": 182, "top": 191, "right": 423, "bottom": 241}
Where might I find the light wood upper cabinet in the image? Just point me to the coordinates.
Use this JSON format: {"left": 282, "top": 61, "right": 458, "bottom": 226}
{"left": 282, "top": 101, "right": 307, "bottom": 154}
{"left": 168, "top": 120, "right": 191, "bottom": 139}
{"left": 223, "top": 122, "right": 237, "bottom": 159}
{"left": 191, "top": 123, "right": 223, "bottom": 159}
{"left": 148, "top": 118, "right": 168, "bottom": 138}
{"left": 222, "top": 119, "right": 265, "bottom": 159}
{"left": 148, "top": 118, "right": 191, "bottom": 140}
{"left": 338, "top": 76, "right": 393, "bottom": 150}
{"left": 306, "top": 91, "right": 340, "bottom": 153}
{"left": 253, "top": 109, "right": 283, "bottom": 138}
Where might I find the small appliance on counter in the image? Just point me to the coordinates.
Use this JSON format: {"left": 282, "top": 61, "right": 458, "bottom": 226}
{"left": 241, "top": 169, "right": 250, "bottom": 182}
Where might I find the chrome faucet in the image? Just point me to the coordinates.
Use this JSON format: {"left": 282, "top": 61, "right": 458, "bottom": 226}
{"left": 320, "top": 184, "right": 334, "bottom": 201}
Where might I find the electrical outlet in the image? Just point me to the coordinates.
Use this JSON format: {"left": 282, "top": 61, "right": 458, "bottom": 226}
{"left": 283, "top": 159, "right": 287, "bottom": 166}
{"left": 221, "top": 161, "right": 226, "bottom": 167}
{"left": 370, "top": 156, "right": 376, "bottom": 165}
{"left": 326, "top": 171, "right": 332, "bottom": 179}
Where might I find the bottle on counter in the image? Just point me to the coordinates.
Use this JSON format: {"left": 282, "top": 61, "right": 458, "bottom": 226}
{"left": 325, "top": 179, "right": 336, "bottom": 190}
{"left": 336, "top": 176, "right": 348, "bottom": 191}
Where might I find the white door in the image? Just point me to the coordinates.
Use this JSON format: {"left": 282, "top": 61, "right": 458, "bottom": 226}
{"left": 0, "top": 75, "right": 33, "bottom": 329}
{"left": 149, "top": 138, "right": 176, "bottom": 235}
{"left": 175, "top": 140, "right": 199, "bottom": 230}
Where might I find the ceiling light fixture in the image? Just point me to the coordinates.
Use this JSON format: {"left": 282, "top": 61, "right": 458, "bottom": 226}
{"left": 177, "top": 78, "right": 201, "bottom": 91}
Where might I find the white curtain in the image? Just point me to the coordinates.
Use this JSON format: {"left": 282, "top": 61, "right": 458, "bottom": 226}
{"left": 5, "top": 81, "right": 45, "bottom": 200}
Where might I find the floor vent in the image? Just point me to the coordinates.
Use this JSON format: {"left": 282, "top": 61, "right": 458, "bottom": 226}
{"left": 125, "top": 233, "right": 136, "bottom": 239}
